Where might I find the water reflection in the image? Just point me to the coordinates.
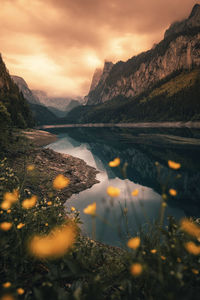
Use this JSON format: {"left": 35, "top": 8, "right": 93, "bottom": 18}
{"left": 46, "top": 127, "right": 200, "bottom": 246}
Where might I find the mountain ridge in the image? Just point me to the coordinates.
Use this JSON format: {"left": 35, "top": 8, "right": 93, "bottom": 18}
{"left": 85, "top": 4, "right": 200, "bottom": 106}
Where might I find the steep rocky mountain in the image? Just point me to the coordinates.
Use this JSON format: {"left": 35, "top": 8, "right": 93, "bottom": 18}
{"left": 11, "top": 76, "right": 58, "bottom": 125}
{"left": 86, "top": 4, "right": 200, "bottom": 105}
{"left": 11, "top": 75, "right": 40, "bottom": 105}
{"left": 89, "top": 68, "right": 103, "bottom": 92}
{"left": 164, "top": 3, "right": 200, "bottom": 38}
{"left": 85, "top": 61, "right": 113, "bottom": 105}
{"left": 60, "top": 68, "right": 200, "bottom": 123}
{"left": 83, "top": 67, "right": 103, "bottom": 104}
{"left": 0, "top": 54, "right": 34, "bottom": 129}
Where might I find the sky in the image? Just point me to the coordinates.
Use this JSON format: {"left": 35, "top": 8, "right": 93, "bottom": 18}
{"left": 0, "top": 0, "right": 198, "bottom": 98}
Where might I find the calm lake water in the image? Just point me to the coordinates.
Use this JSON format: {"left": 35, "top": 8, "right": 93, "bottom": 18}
{"left": 45, "top": 127, "right": 200, "bottom": 246}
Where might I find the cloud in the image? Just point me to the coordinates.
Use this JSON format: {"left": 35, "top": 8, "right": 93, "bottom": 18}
{"left": 0, "top": 0, "right": 198, "bottom": 97}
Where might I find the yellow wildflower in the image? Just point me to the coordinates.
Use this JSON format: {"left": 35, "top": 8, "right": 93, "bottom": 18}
{"left": 3, "top": 189, "right": 19, "bottom": 203}
{"left": 162, "top": 193, "right": 167, "bottom": 200}
{"left": 169, "top": 189, "right": 177, "bottom": 196}
{"left": 17, "top": 288, "right": 24, "bottom": 295}
{"left": 127, "top": 237, "right": 140, "bottom": 250}
{"left": 107, "top": 186, "right": 120, "bottom": 197}
{"left": 83, "top": 203, "right": 96, "bottom": 216}
{"left": 180, "top": 218, "right": 200, "bottom": 239}
{"left": 1, "top": 189, "right": 19, "bottom": 210}
{"left": 71, "top": 206, "right": 76, "bottom": 212}
{"left": 161, "top": 256, "right": 166, "bottom": 260}
{"left": 27, "top": 165, "right": 35, "bottom": 171}
{"left": 17, "top": 223, "right": 25, "bottom": 229}
{"left": 22, "top": 196, "right": 37, "bottom": 209}
{"left": 2, "top": 282, "right": 11, "bottom": 288}
{"left": 28, "top": 223, "right": 77, "bottom": 259}
{"left": 53, "top": 174, "right": 70, "bottom": 190}
{"left": 108, "top": 158, "right": 120, "bottom": 167}
{"left": 45, "top": 223, "right": 48, "bottom": 226}
{"left": 1, "top": 201, "right": 11, "bottom": 210}
{"left": 192, "top": 269, "right": 199, "bottom": 275}
{"left": 47, "top": 201, "right": 52, "bottom": 206}
{"left": 162, "top": 202, "right": 167, "bottom": 207}
{"left": 184, "top": 242, "right": 200, "bottom": 255}
{"left": 130, "top": 263, "right": 143, "bottom": 276}
{"left": 1, "top": 294, "right": 15, "bottom": 300}
{"left": 7, "top": 210, "right": 11, "bottom": 214}
{"left": 168, "top": 160, "right": 181, "bottom": 170}
{"left": 131, "top": 189, "right": 139, "bottom": 197}
{"left": 150, "top": 249, "right": 157, "bottom": 254}
{"left": 0, "top": 222, "right": 12, "bottom": 231}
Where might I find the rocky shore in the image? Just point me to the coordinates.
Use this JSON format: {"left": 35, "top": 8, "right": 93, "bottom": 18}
{"left": 11, "top": 130, "right": 99, "bottom": 203}
{"left": 22, "top": 129, "right": 58, "bottom": 146}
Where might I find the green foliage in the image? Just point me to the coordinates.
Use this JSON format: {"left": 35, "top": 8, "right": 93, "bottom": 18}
{"left": 0, "top": 154, "right": 200, "bottom": 299}
{"left": 29, "top": 103, "right": 58, "bottom": 126}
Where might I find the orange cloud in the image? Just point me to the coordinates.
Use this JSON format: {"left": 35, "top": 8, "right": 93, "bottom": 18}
{"left": 0, "top": 0, "right": 197, "bottom": 97}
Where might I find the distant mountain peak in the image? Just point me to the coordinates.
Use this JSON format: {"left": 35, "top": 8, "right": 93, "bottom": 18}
{"left": 164, "top": 3, "right": 200, "bottom": 38}
{"left": 189, "top": 3, "right": 200, "bottom": 19}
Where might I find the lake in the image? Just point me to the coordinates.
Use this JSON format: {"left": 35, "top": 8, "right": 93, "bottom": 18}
{"left": 45, "top": 126, "right": 200, "bottom": 247}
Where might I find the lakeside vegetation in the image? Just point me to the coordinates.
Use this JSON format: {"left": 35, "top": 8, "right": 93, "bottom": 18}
{"left": 0, "top": 137, "right": 200, "bottom": 299}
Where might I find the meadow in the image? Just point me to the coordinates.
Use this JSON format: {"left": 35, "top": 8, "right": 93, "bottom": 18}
{"left": 0, "top": 137, "right": 200, "bottom": 300}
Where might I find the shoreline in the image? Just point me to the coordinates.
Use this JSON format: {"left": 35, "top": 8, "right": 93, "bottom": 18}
{"left": 22, "top": 129, "right": 58, "bottom": 147}
{"left": 38, "top": 121, "right": 200, "bottom": 129}
{"left": 12, "top": 129, "right": 99, "bottom": 203}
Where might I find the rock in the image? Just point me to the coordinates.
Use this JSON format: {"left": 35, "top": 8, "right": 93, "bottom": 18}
{"left": 10, "top": 147, "right": 99, "bottom": 204}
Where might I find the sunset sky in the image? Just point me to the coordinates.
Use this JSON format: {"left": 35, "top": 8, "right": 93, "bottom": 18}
{"left": 0, "top": 0, "right": 198, "bottom": 98}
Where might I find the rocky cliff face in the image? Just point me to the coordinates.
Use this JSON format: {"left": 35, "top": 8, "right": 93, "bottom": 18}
{"left": 86, "top": 4, "right": 200, "bottom": 105}
{"left": 86, "top": 61, "right": 113, "bottom": 105}
{"left": 11, "top": 75, "right": 40, "bottom": 105}
{"left": 89, "top": 68, "right": 103, "bottom": 92}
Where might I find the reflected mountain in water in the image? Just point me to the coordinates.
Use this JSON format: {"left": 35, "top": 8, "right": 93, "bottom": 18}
{"left": 47, "top": 127, "right": 200, "bottom": 216}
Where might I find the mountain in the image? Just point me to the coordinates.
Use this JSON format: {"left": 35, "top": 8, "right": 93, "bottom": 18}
{"left": 0, "top": 54, "right": 34, "bottom": 129}
{"left": 85, "top": 61, "right": 114, "bottom": 105}
{"left": 62, "top": 68, "right": 200, "bottom": 123}
{"left": 62, "top": 4, "right": 200, "bottom": 124}
{"left": 85, "top": 4, "right": 200, "bottom": 106}
{"left": 47, "top": 100, "right": 80, "bottom": 117}
{"left": 11, "top": 75, "right": 40, "bottom": 105}
{"left": 11, "top": 76, "right": 58, "bottom": 125}
{"left": 83, "top": 67, "right": 103, "bottom": 104}
{"left": 89, "top": 68, "right": 103, "bottom": 92}
{"left": 32, "top": 90, "right": 82, "bottom": 117}
{"left": 164, "top": 3, "right": 200, "bottom": 38}
{"left": 65, "top": 99, "right": 81, "bottom": 112}
{"left": 28, "top": 103, "right": 58, "bottom": 125}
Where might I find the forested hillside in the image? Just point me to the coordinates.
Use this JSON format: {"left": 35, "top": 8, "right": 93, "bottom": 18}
{"left": 0, "top": 54, "right": 34, "bottom": 152}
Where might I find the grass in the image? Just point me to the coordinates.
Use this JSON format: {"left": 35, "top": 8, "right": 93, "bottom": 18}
{"left": 0, "top": 147, "right": 200, "bottom": 300}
